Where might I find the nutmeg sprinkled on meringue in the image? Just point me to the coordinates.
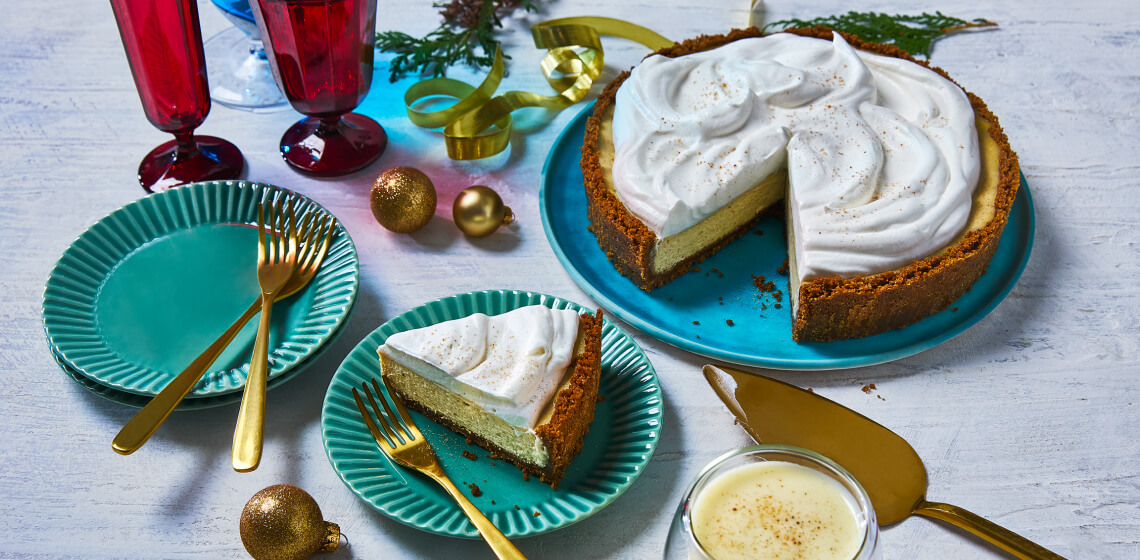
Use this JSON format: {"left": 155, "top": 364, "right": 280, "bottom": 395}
{"left": 611, "top": 32, "right": 980, "bottom": 282}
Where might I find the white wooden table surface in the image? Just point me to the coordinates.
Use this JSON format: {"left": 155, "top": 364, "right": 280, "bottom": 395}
{"left": 2, "top": 0, "right": 1137, "bottom": 558}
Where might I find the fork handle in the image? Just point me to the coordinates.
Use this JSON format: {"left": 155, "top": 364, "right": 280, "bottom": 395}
{"left": 232, "top": 293, "right": 275, "bottom": 472}
{"left": 430, "top": 473, "right": 528, "bottom": 560}
{"left": 112, "top": 296, "right": 263, "bottom": 455}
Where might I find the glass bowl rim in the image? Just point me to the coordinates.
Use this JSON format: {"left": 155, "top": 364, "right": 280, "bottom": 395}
{"left": 677, "top": 443, "right": 879, "bottom": 560}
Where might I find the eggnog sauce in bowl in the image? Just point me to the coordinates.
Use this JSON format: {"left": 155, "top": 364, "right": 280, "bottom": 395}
{"left": 691, "top": 461, "right": 863, "bottom": 560}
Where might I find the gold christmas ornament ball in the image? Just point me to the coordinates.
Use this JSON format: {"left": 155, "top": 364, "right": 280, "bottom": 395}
{"left": 453, "top": 185, "right": 514, "bottom": 237}
{"left": 239, "top": 484, "right": 340, "bottom": 560}
{"left": 371, "top": 166, "right": 437, "bottom": 233}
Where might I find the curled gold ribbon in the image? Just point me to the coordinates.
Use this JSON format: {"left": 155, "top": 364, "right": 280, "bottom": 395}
{"left": 403, "top": 17, "right": 672, "bottom": 160}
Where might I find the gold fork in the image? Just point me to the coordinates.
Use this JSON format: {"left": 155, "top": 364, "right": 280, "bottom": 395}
{"left": 112, "top": 199, "right": 336, "bottom": 456}
{"left": 353, "top": 378, "right": 528, "bottom": 560}
{"left": 231, "top": 196, "right": 300, "bottom": 472}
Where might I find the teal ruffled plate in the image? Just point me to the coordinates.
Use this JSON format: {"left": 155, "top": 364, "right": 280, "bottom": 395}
{"left": 51, "top": 346, "right": 274, "bottom": 411}
{"left": 321, "top": 290, "right": 662, "bottom": 538}
{"left": 540, "top": 103, "right": 1035, "bottom": 370}
{"left": 42, "top": 181, "right": 359, "bottom": 397}
{"left": 51, "top": 293, "right": 356, "bottom": 410}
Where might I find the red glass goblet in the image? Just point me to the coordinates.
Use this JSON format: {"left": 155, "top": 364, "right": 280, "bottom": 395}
{"left": 252, "top": 0, "right": 388, "bottom": 176}
{"left": 110, "top": 0, "right": 245, "bottom": 193}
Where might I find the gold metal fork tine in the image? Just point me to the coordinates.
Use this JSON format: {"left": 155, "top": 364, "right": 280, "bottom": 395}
{"left": 274, "top": 196, "right": 288, "bottom": 263}
{"left": 257, "top": 200, "right": 267, "bottom": 262}
{"left": 271, "top": 196, "right": 280, "bottom": 261}
{"left": 268, "top": 194, "right": 283, "bottom": 263}
{"left": 317, "top": 215, "right": 333, "bottom": 262}
{"left": 352, "top": 387, "right": 394, "bottom": 451}
{"left": 362, "top": 381, "right": 405, "bottom": 445}
{"left": 370, "top": 378, "right": 415, "bottom": 443}
{"left": 322, "top": 217, "right": 337, "bottom": 258}
{"left": 293, "top": 214, "right": 309, "bottom": 267}
{"left": 381, "top": 378, "right": 420, "bottom": 438}
{"left": 268, "top": 197, "right": 279, "bottom": 263}
{"left": 298, "top": 214, "right": 329, "bottom": 272}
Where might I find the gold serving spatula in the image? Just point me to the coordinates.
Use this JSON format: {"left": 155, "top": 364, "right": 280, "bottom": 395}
{"left": 702, "top": 364, "right": 1068, "bottom": 560}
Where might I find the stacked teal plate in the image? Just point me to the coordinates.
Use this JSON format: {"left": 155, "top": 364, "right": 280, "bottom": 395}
{"left": 322, "top": 290, "right": 663, "bottom": 538}
{"left": 42, "top": 181, "right": 359, "bottom": 406}
{"left": 49, "top": 297, "right": 356, "bottom": 410}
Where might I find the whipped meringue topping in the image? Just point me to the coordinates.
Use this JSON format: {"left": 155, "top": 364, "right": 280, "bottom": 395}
{"left": 379, "top": 306, "right": 580, "bottom": 430}
{"left": 610, "top": 32, "right": 981, "bottom": 281}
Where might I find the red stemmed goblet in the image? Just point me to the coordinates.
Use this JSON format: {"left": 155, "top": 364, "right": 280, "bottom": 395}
{"left": 110, "top": 0, "right": 245, "bottom": 193}
{"left": 251, "top": 0, "right": 388, "bottom": 176}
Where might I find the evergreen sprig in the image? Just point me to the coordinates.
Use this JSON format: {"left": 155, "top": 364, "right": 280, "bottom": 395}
{"left": 375, "top": 0, "right": 537, "bottom": 82}
{"left": 763, "top": 11, "right": 996, "bottom": 58}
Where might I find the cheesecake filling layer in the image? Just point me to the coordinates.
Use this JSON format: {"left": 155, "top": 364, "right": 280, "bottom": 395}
{"left": 379, "top": 350, "right": 550, "bottom": 466}
{"left": 379, "top": 306, "right": 580, "bottom": 430}
{"left": 611, "top": 32, "right": 982, "bottom": 282}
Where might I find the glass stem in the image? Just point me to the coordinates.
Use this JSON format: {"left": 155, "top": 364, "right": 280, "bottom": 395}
{"left": 315, "top": 117, "right": 342, "bottom": 138}
{"left": 174, "top": 132, "right": 199, "bottom": 158}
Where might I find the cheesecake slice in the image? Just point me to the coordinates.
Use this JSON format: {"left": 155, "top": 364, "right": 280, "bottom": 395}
{"left": 378, "top": 305, "right": 604, "bottom": 487}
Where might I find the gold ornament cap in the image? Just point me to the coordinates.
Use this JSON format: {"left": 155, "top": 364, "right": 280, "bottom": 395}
{"left": 240, "top": 484, "right": 340, "bottom": 560}
{"left": 371, "top": 166, "right": 437, "bottom": 233}
{"left": 453, "top": 185, "right": 514, "bottom": 237}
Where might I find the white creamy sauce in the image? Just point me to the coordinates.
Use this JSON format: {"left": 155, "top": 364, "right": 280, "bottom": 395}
{"left": 691, "top": 461, "right": 863, "bottom": 560}
{"left": 380, "top": 306, "right": 580, "bottom": 430}
{"left": 611, "top": 33, "right": 981, "bottom": 281}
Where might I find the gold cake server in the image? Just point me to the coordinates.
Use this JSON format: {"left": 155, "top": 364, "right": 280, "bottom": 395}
{"left": 702, "top": 364, "right": 1067, "bottom": 560}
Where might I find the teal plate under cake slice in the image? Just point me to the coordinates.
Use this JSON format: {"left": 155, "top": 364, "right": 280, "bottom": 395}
{"left": 321, "top": 289, "right": 663, "bottom": 538}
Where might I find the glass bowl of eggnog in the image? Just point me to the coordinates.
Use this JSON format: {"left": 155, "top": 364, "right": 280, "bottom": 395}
{"left": 664, "top": 445, "right": 879, "bottom": 560}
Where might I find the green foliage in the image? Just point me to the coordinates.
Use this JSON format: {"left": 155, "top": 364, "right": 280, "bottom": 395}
{"left": 375, "top": 0, "right": 537, "bottom": 82}
{"left": 763, "top": 11, "right": 996, "bottom": 58}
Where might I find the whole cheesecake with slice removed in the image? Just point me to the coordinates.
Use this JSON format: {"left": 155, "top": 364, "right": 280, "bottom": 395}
{"left": 378, "top": 305, "right": 603, "bottom": 487}
{"left": 582, "top": 27, "right": 1021, "bottom": 342}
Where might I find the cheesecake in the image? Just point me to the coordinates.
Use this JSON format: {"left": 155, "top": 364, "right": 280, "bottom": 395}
{"left": 581, "top": 27, "right": 1020, "bottom": 341}
{"left": 378, "top": 305, "right": 603, "bottom": 487}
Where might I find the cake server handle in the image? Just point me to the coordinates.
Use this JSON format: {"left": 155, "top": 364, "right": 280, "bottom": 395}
{"left": 913, "top": 501, "right": 1068, "bottom": 560}
{"left": 428, "top": 469, "right": 528, "bottom": 560}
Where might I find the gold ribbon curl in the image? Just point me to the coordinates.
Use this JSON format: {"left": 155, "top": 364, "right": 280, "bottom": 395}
{"left": 403, "top": 17, "right": 673, "bottom": 160}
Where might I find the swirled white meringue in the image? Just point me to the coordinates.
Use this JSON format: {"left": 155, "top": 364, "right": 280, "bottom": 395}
{"left": 380, "top": 306, "right": 580, "bottom": 430}
{"left": 611, "top": 32, "right": 981, "bottom": 281}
